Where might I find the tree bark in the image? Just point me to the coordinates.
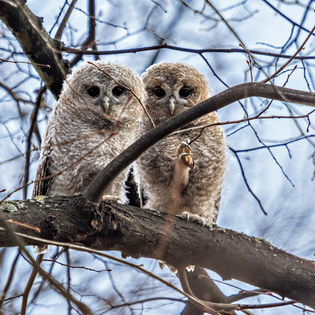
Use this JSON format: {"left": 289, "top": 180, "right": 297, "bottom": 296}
{"left": 0, "top": 194, "right": 314, "bottom": 308}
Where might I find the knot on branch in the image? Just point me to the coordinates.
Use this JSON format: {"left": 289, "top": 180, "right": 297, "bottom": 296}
{"left": 39, "top": 194, "right": 103, "bottom": 243}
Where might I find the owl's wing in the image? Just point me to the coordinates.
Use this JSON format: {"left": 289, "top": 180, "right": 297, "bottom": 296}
{"left": 32, "top": 148, "right": 52, "bottom": 197}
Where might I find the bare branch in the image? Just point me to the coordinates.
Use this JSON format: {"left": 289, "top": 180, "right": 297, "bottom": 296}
{"left": 0, "top": 213, "right": 93, "bottom": 314}
{"left": 0, "top": 251, "right": 20, "bottom": 308}
{"left": 23, "top": 87, "right": 46, "bottom": 199}
{"left": 54, "top": 0, "right": 78, "bottom": 41}
{"left": 262, "top": 24, "right": 315, "bottom": 83}
{"left": 62, "top": 43, "right": 315, "bottom": 59}
{"left": 0, "top": 195, "right": 314, "bottom": 308}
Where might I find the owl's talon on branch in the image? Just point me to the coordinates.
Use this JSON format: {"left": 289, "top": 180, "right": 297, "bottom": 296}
{"left": 186, "top": 265, "right": 195, "bottom": 272}
{"left": 103, "top": 195, "right": 121, "bottom": 203}
{"left": 180, "top": 211, "right": 190, "bottom": 222}
{"left": 179, "top": 211, "right": 207, "bottom": 226}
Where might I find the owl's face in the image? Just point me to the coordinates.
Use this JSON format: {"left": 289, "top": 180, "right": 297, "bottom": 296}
{"left": 60, "top": 61, "right": 143, "bottom": 120}
{"left": 82, "top": 79, "right": 130, "bottom": 117}
{"left": 142, "top": 63, "right": 210, "bottom": 124}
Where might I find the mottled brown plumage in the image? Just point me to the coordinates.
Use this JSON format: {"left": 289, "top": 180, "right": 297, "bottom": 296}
{"left": 138, "top": 63, "right": 226, "bottom": 223}
{"left": 33, "top": 61, "right": 144, "bottom": 202}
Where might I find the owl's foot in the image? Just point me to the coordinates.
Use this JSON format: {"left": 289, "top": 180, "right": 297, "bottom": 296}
{"left": 180, "top": 152, "right": 194, "bottom": 169}
{"left": 159, "top": 260, "right": 178, "bottom": 273}
{"left": 177, "top": 141, "right": 191, "bottom": 155}
{"left": 159, "top": 260, "right": 195, "bottom": 274}
{"left": 177, "top": 142, "right": 191, "bottom": 155}
{"left": 102, "top": 195, "right": 121, "bottom": 203}
{"left": 186, "top": 265, "right": 195, "bottom": 272}
{"left": 177, "top": 142, "right": 194, "bottom": 169}
{"left": 158, "top": 260, "right": 166, "bottom": 269}
{"left": 180, "top": 211, "right": 206, "bottom": 226}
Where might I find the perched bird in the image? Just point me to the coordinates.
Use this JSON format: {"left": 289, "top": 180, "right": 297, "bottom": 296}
{"left": 33, "top": 61, "right": 144, "bottom": 202}
{"left": 138, "top": 62, "right": 226, "bottom": 224}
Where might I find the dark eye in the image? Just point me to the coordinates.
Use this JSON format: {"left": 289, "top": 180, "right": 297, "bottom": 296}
{"left": 179, "top": 87, "right": 192, "bottom": 98}
{"left": 153, "top": 87, "right": 166, "bottom": 98}
{"left": 112, "top": 86, "right": 125, "bottom": 97}
{"left": 87, "top": 86, "right": 100, "bottom": 97}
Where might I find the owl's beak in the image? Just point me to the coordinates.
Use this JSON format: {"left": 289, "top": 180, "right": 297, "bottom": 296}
{"left": 169, "top": 97, "right": 176, "bottom": 115}
{"left": 102, "top": 96, "right": 110, "bottom": 114}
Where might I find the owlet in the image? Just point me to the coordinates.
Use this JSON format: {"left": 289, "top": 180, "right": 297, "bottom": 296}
{"left": 138, "top": 63, "right": 226, "bottom": 223}
{"left": 33, "top": 61, "right": 144, "bottom": 202}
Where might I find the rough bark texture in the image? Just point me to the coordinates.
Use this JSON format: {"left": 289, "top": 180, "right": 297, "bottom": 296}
{"left": 0, "top": 0, "right": 69, "bottom": 98}
{"left": 0, "top": 195, "right": 314, "bottom": 308}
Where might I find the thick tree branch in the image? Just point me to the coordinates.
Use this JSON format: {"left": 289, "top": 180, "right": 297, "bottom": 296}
{"left": 0, "top": 195, "right": 314, "bottom": 308}
{"left": 0, "top": 0, "right": 69, "bottom": 98}
{"left": 84, "top": 82, "right": 315, "bottom": 203}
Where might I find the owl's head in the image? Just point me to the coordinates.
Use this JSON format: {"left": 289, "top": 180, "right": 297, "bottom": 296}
{"left": 142, "top": 63, "right": 210, "bottom": 123}
{"left": 59, "top": 61, "right": 143, "bottom": 121}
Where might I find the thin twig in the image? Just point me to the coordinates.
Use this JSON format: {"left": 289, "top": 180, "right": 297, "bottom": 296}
{"left": 21, "top": 254, "right": 44, "bottom": 315}
{"left": 0, "top": 216, "right": 93, "bottom": 315}
{"left": 88, "top": 0, "right": 99, "bottom": 60}
{"left": 62, "top": 43, "right": 315, "bottom": 60}
{"left": 262, "top": 24, "right": 315, "bottom": 83}
{"left": 0, "top": 228, "right": 224, "bottom": 314}
{"left": 65, "top": 249, "right": 73, "bottom": 315}
{"left": 70, "top": 0, "right": 98, "bottom": 65}
{"left": 0, "top": 251, "right": 20, "bottom": 308}
{"left": 0, "top": 228, "right": 300, "bottom": 315}
{"left": 178, "top": 110, "right": 315, "bottom": 141}
{"left": 229, "top": 147, "right": 267, "bottom": 215}
{"left": 23, "top": 87, "right": 46, "bottom": 200}
{"left": 54, "top": 0, "right": 78, "bottom": 41}
{"left": 0, "top": 58, "right": 51, "bottom": 68}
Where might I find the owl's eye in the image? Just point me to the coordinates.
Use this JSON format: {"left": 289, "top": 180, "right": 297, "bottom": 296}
{"left": 153, "top": 87, "right": 166, "bottom": 98}
{"left": 87, "top": 86, "right": 100, "bottom": 97}
{"left": 179, "top": 87, "right": 192, "bottom": 98}
{"left": 112, "top": 86, "right": 125, "bottom": 97}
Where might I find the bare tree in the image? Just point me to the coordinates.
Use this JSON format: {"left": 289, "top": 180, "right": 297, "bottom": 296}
{"left": 0, "top": 0, "right": 314, "bottom": 314}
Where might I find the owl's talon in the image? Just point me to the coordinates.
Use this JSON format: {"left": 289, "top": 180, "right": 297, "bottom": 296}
{"left": 180, "top": 211, "right": 190, "bottom": 222}
{"left": 177, "top": 141, "right": 194, "bottom": 169}
{"left": 159, "top": 260, "right": 177, "bottom": 273}
{"left": 179, "top": 211, "right": 206, "bottom": 226}
{"left": 103, "top": 195, "right": 121, "bottom": 203}
{"left": 179, "top": 153, "right": 194, "bottom": 169}
{"left": 177, "top": 142, "right": 192, "bottom": 156}
{"left": 159, "top": 260, "right": 166, "bottom": 269}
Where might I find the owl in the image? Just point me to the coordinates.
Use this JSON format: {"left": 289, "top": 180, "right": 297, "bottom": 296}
{"left": 33, "top": 61, "right": 144, "bottom": 202}
{"left": 138, "top": 63, "right": 226, "bottom": 223}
